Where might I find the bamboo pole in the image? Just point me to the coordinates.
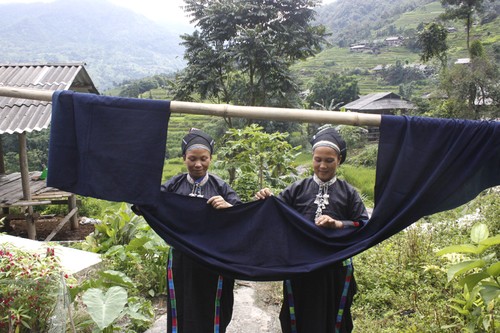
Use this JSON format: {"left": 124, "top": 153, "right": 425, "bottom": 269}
{"left": 0, "top": 86, "right": 382, "bottom": 126}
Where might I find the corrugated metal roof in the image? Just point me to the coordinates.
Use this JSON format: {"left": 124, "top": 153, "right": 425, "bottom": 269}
{"left": 0, "top": 63, "right": 99, "bottom": 134}
{"left": 343, "top": 92, "right": 415, "bottom": 113}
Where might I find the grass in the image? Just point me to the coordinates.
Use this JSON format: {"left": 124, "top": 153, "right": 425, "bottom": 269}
{"left": 338, "top": 164, "right": 376, "bottom": 204}
{"left": 393, "top": 1, "right": 444, "bottom": 29}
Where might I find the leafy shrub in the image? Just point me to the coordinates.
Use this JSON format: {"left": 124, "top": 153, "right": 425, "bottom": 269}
{"left": 40, "top": 196, "right": 104, "bottom": 218}
{"left": 79, "top": 203, "right": 169, "bottom": 296}
{"left": 437, "top": 223, "right": 499, "bottom": 332}
{"left": 0, "top": 247, "right": 73, "bottom": 332}
{"left": 69, "top": 270, "right": 154, "bottom": 332}
{"left": 348, "top": 144, "right": 378, "bottom": 168}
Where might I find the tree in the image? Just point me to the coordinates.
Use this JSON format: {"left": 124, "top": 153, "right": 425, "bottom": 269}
{"left": 436, "top": 46, "right": 499, "bottom": 120}
{"left": 215, "top": 124, "right": 301, "bottom": 201}
{"left": 175, "top": 0, "right": 328, "bottom": 110}
{"left": 305, "top": 73, "right": 359, "bottom": 110}
{"left": 440, "top": 0, "right": 492, "bottom": 50}
{"left": 418, "top": 22, "right": 449, "bottom": 68}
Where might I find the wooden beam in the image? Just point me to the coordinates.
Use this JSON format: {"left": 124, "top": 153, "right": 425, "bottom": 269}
{"left": 0, "top": 86, "right": 382, "bottom": 127}
{"left": 2, "top": 200, "right": 52, "bottom": 207}
{"left": 44, "top": 207, "right": 78, "bottom": 242}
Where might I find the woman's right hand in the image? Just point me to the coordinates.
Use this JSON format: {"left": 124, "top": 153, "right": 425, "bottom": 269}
{"left": 254, "top": 188, "right": 273, "bottom": 200}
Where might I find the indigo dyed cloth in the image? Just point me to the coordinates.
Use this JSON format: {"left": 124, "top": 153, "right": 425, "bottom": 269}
{"left": 47, "top": 91, "right": 170, "bottom": 205}
{"left": 47, "top": 92, "right": 500, "bottom": 280}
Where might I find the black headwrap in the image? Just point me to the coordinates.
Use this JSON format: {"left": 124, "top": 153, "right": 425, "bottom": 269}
{"left": 181, "top": 128, "right": 215, "bottom": 155}
{"left": 310, "top": 126, "right": 347, "bottom": 164}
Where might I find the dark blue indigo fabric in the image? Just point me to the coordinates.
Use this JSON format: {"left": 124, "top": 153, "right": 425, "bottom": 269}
{"left": 47, "top": 91, "right": 170, "bottom": 205}
{"left": 47, "top": 92, "right": 500, "bottom": 280}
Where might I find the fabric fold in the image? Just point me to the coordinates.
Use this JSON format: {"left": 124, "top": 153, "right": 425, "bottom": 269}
{"left": 47, "top": 93, "right": 500, "bottom": 280}
{"left": 47, "top": 91, "right": 171, "bottom": 205}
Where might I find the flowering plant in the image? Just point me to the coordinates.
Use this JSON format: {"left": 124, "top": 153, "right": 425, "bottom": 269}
{"left": 0, "top": 246, "right": 71, "bottom": 332}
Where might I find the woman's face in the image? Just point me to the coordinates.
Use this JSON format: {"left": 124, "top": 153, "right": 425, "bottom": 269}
{"left": 312, "top": 146, "right": 341, "bottom": 182}
{"left": 184, "top": 148, "right": 212, "bottom": 179}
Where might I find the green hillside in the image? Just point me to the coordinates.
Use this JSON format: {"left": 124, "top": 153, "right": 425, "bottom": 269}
{"left": 295, "top": 1, "right": 499, "bottom": 96}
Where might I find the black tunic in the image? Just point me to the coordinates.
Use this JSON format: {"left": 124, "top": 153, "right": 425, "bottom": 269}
{"left": 162, "top": 173, "right": 241, "bottom": 333}
{"left": 278, "top": 177, "right": 369, "bottom": 333}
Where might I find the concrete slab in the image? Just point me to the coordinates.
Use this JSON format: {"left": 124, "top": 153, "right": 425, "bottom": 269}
{"left": 0, "top": 234, "right": 101, "bottom": 275}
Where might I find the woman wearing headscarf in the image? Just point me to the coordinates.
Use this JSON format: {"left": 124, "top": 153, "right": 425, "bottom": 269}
{"left": 255, "top": 126, "right": 369, "bottom": 333}
{"left": 160, "top": 128, "right": 241, "bottom": 333}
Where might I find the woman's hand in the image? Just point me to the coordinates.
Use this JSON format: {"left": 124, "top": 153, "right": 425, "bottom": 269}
{"left": 254, "top": 188, "right": 273, "bottom": 200}
{"left": 207, "top": 195, "right": 233, "bottom": 209}
{"left": 315, "top": 215, "right": 344, "bottom": 229}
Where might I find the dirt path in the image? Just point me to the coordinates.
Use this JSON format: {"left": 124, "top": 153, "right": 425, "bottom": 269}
{"left": 145, "top": 281, "right": 282, "bottom": 333}
{"left": 227, "top": 281, "right": 281, "bottom": 333}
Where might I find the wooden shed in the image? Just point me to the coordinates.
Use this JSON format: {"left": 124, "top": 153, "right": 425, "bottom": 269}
{"left": 0, "top": 63, "right": 99, "bottom": 239}
{"left": 343, "top": 92, "right": 416, "bottom": 140}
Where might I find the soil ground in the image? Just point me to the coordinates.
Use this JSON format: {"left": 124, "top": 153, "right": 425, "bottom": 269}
{"left": 0, "top": 216, "right": 96, "bottom": 241}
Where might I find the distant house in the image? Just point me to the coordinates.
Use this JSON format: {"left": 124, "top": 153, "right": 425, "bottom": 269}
{"left": 371, "top": 64, "right": 390, "bottom": 73}
{"left": 343, "top": 92, "right": 416, "bottom": 140}
{"left": 455, "top": 58, "right": 471, "bottom": 65}
{"left": 384, "top": 36, "right": 404, "bottom": 46}
{"left": 343, "top": 92, "right": 415, "bottom": 115}
{"left": 349, "top": 44, "right": 370, "bottom": 52}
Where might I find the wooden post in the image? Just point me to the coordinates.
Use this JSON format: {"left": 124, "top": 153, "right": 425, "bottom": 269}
{"left": 68, "top": 194, "right": 79, "bottom": 230}
{"left": 18, "top": 132, "right": 36, "bottom": 239}
{"left": 0, "top": 135, "right": 5, "bottom": 174}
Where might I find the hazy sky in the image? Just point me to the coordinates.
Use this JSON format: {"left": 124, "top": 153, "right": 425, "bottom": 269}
{"left": 0, "top": 0, "right": 335, "bottom": 25}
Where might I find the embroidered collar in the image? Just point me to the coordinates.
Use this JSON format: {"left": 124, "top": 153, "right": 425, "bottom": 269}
{"left": 187, "top": 173, "right": 209, "bottom": 197}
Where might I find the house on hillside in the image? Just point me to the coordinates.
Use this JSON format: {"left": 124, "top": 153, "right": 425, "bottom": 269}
{"left": 0, "top": 62, "right": 99, "bottom": 239}
{"left": 385, "top": 36, "right": 404, "bottom": 46}
{"left": 343, "top": 92, "right": 416, "bottom": 140}
{"left": 349, "top": 44, "right": 370, "bottom": 53}
{"left": 455, "top": 58, "right": 471, "bottom": 65}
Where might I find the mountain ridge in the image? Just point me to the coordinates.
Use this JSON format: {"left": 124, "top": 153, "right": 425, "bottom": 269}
{"left": 1, "top": 0, "right": 187, "bottom": 90}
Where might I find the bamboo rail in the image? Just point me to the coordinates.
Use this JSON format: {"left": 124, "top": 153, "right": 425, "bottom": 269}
{"left": 0, "top": 86, "right": 381, "bottom": 126}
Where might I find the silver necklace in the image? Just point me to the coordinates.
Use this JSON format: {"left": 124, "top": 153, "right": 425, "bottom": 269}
{"left": 313, "top": 174, "right": 336, "bottom": 221}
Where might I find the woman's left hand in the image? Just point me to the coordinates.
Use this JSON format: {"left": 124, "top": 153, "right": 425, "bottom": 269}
{"left": 315, "top": 215, "right": 343, "bottom": 229}
{"left": 207, "top": 195, "right": 233, "bottom": 209}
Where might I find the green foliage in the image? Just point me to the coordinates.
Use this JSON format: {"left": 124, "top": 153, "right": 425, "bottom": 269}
{"left": 418, "top": 22, "right": 449, "bottom": 67}
{"left": 78, "top": 204, "right": 169, "bottom": 296}
{"left": 380, "top": 59, "right": 428, "bottom": 85}
{"left": 347, "top": 143, "right": 378, "bottom": 168}
{"left": 69, "top": 270, "right": 154, "bottom": 332}
{"left": 337, "top": 164, "right": 375, "bottom": 204}
{"left": 337, "top": 125, "right": 369, "bottom": 150}
{"left": 82, "top": 286, "right": 128, "bottom": 331}
{"left": 0, "top": 246, "right": 70, "bottom": 332}
{"left": 353, "top": 221, "right": 454, "bottom": 332}
{"left": 80, "top": 203, "right": 147, "bottom": 253}
{"left": 118, "top": 74, "right": 173, "bottom": 98}
{"left": 215, "top": 124, "right": 301, "bottom": 201}
{"left": 175, "top": 0, "right": 328, "bottom": 108}
{"left": 315, "top": 0, "right": 438, "bottom": 46}
{"left": 40, "top": 196, "right": 105, "bottom": 219}
{"left": 434, "top": 54, "right": 500, "bottom": 120}
{"left": 437, "top": 223, "right": 499, "bottom": 332}
{"left": 104, "top": 235, "right": 169, "bottom": 296}
{"left": 440, "top": 0, "right": 490, "bottom": 50}
{"left": 305, "top": 72, "right": 360, "bottom": 109}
